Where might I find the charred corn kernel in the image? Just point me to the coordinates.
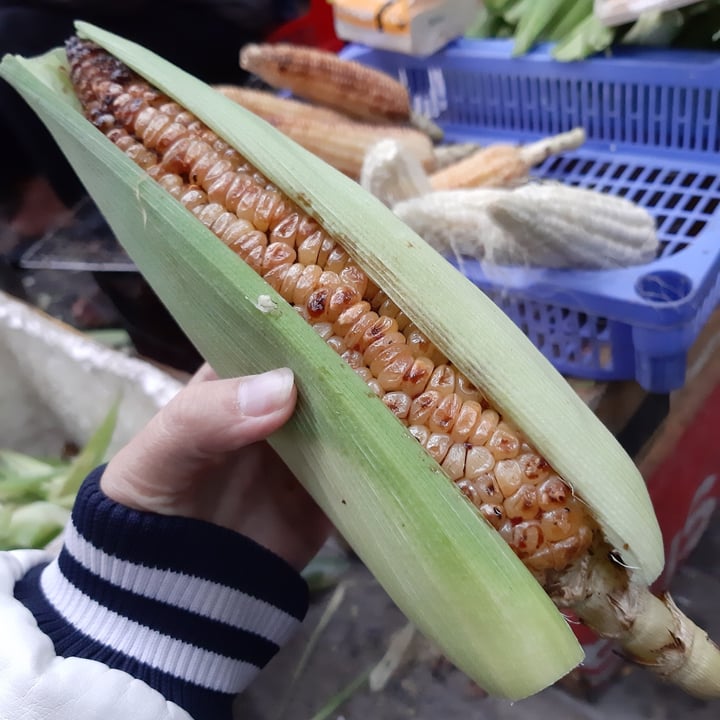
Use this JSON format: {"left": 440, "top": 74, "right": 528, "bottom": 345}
{"left": 429, "top": 128, "right": 587, "bottom": 191}
{"left": 66, "top": 36, "right": 594, "bottom": 582}
{"left": 239, "top": 42, "right": 411, "bottom": 124}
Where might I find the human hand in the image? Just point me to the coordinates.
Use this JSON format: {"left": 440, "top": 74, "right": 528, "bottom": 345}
{"left": 101, "top": 364, "right": 332, "bottom": 570}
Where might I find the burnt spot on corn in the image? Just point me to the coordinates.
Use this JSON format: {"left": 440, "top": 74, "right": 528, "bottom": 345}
{"left": 66, "top": 37, "right": 596, "bottom": 582}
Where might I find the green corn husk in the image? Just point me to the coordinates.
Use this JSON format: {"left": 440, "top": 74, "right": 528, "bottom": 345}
{"left": 0, "top": 23, "right": 665, "bottom": 698}
{"left": 45, "top": 400, "right": 119, "bottom": 508}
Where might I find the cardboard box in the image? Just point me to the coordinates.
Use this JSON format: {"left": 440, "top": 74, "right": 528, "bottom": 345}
{"left": 332, "top": 0, "right": 480, "bottom": 57}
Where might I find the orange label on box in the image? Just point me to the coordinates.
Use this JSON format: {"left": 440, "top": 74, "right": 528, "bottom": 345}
{"left": 332, "top": 0, "right": 407, "bottom": 35}
{"left": 332, "top": 0, "right": 479, "bottom": 56}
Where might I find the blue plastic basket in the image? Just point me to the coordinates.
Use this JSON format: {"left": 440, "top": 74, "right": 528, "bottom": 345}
{"left": 341, "top": 40, "right": 720, "bottom": 392}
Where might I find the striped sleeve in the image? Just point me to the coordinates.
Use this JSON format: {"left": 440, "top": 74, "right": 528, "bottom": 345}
{"left": 13, "top": 466, "right": 309, "bottom": 720}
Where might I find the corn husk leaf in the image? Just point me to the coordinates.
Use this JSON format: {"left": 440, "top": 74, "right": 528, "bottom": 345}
{"left": 0, "top": 403, "right": 117, "bottom": 547}
{"left": 0, "top": 22, "right": 661, "bottom": 695}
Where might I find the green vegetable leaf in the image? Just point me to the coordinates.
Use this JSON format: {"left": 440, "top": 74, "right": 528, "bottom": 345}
{"left": 512, "top": 0, "right": 570, "bottom": 55}
{"left": 0, "top": 451, "right": 61, "bottom": 502}
{"left": 47, "top": 401, "right": 119, "bottom": 507}
{"left": 547, "top": 0, "right": 594, "bottom": 42}
{"left": 1, "top": 501, "right": 70, "bottom": 550}
{"left": 552, "top": 13, "right": 617, "bottom": 61}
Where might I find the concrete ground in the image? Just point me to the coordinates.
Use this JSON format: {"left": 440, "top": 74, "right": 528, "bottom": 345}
{"left": 235, "top": 518, "right": 720, "bottom": 720}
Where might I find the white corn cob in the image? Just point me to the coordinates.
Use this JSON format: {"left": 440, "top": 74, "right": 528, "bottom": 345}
{"left": 429, "top": 128, "right": 587, "bottom": 191}
{"left": 360, "top": 138, "right": 432, "bottom": 207}
{"left": 392, "top": 189, "right": 511, "bottom": 261}
{"left": 393, "top": 183, "right": 659, "bottom": 270}
{"left": 487, "top": 183, "right": 660, "bottom": 269}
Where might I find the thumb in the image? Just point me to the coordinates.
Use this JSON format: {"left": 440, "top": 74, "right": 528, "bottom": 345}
{"left": 162, "top": 367, "right": 297, "bottom": 455}
{"left": 101, "top": 368, "right": 296, "bottom": 506}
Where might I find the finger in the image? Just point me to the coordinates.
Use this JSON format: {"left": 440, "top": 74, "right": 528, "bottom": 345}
{"left": 188, "top": 362, "right": 219, "bottom": 385}
{"left": 102, "top": 368, "right": 296, "bottom": 507}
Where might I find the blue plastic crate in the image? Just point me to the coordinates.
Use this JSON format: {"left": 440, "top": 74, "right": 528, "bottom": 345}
{"left": 341, "top": 39, "right": 720, "bottom": 392}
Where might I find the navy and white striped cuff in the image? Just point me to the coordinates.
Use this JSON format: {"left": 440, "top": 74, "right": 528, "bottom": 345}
{"left": 14, "top": 466, "right": 309, "bottom": 720}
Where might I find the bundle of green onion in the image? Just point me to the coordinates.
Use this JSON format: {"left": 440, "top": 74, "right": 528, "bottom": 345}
{"left": 469, "top": 0, "right": 720, "bottom": 61}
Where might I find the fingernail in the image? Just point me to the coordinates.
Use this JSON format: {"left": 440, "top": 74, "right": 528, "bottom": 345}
{"left": 237, "top": 368, "right": 294, "bottom": 417}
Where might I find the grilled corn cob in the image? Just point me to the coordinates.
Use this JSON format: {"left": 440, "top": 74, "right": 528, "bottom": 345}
{"left": 429, "top": 128, "right": 587, "bottom": 191}
{"left": 270, "top": 116, "right": 436, "bottom": 179}
{"left": 67, "top": 35, "right": 593, "bottom": 579}
{"left": 213, "top": 85, "right": 348, "bottom": 125}
{"left": 215, "top": 85, "right": 436, "bottom": 179}
{"left": 16, "top": 34, "right": 717, "bottom": 698}
{"left": 239, "top": 42, "right": 411, "bottom": 124}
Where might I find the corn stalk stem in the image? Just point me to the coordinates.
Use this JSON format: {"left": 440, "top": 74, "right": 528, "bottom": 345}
{"left": 518, "top": 127, "right": 587, "bottom": 167}
{"left": 409, "top": 109, "right": 444, "bottom": 142}
{"left": 553, "top": 544, "right": 720, "bottom": 698}
{"left": 432, "top": 142, "right": 482, "bottom": 170}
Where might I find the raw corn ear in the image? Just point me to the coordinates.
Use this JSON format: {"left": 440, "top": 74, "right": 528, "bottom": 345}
{"left": 486, "top": 183, "right": 660, "bottom": 269}
{"left": 392, "top": 184, "right": 660, "bottom": 270}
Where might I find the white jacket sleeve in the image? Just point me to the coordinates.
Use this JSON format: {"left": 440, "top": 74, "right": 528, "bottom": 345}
{"left": 0, "top": 466, "right": 309, "bottom": 720}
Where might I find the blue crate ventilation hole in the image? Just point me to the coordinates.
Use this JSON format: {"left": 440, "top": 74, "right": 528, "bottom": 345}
{"left": 342, "top": 40, "right": 720, "bottom": 392}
